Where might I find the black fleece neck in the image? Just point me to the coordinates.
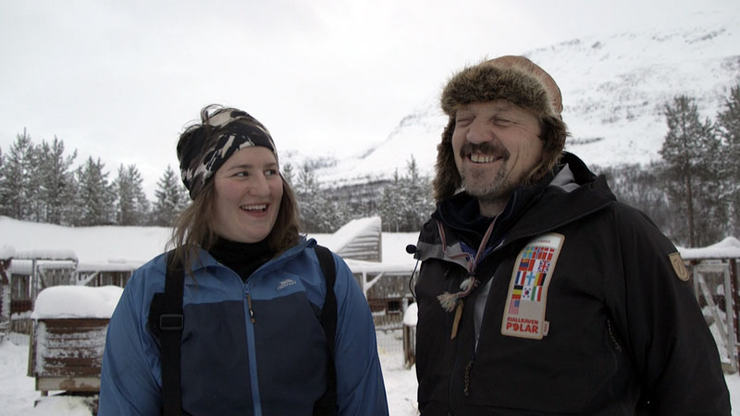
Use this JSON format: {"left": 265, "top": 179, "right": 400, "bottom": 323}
{"left": 208, "top": 237, "right": 275, "bottom": 282}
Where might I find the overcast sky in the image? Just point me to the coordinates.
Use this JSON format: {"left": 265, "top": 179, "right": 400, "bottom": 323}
{"left": 1, "top": 0, "right": 736, "bottom": 196}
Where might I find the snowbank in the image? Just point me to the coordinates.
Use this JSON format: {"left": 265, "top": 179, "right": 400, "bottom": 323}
{"left": 31, "top": 286, "right": 123, "bottom": 319}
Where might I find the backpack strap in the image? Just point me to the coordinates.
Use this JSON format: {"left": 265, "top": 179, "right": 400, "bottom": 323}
{"left": 147, "top": 252, "right": 185, "bottom": 416}
{"left": 313, "top": 244, "right": 338, "bottom": 416}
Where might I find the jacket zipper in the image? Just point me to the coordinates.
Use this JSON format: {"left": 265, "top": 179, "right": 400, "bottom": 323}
{"left": 247, "top": 292, "right": 256, "bottom": 323}
{"left": 437, "top": 219, "right": 499, "bottom": 403}
{"left": 463, "top": 358, "right": 474, "bottom": 397}
{"left": 606, "top": 318, "right": 623, "bottom": 352}
{"left": 243, "top": 285, "right": 263, "bottom": 416}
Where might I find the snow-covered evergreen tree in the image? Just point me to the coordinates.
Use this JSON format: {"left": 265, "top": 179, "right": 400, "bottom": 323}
{"left": 113, "top": 164, "right": 150, "bottom": 225}
{"left": 36, "top": 137, "right": 77, "bottom": 225}
{"left": 379, "top": 170, "right": 406, "bottom": 232}
{"left": 282, "top": 162, "right": 295, "bottom": 186}
{"left": 401, "top": 156, "right": 434, "bottom": 231}
{"left": 659, "top": 95, "right": 723, "bottom": 246}
{"left": 716, "top": 84, "right": 740, "bottom": 237}
{"left": 294, "top": 163, "right": 325, "bottom": 232}
{"left": 598, "top": 162, "right": 673, "bottom": 236}
{"left": 25, "top": 143, "right": 44, "bottom": 222}
{"left": 73, "top": 157, "right": 114, "bottom": 226}
{"left": 379, "top": 157, "right": 434, "bottom": 232}
{"left": 151, "top": 165, "right": 188, "bottom": 227}
{"left": 294, "top": 163, "right": 348, "bottom": 233}
{"left": 0, "top": 130, "right": 35, "bottom": 220}
{"left": 0, "top": 147, "right": 3, "bottom": 212}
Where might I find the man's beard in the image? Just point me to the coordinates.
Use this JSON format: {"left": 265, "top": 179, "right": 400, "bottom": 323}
{"left": 461, "top": 166, "right": 515, "bottom": 202}
{"left": 458, "top": 141, "right": 515, "bottom": 202}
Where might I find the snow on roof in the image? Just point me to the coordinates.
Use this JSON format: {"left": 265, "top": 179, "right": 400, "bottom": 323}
{"left": 8, "top": 259, "right": 77, "bottom": 275}
{"left": 309, "top": 216, "right": 381, "bottom": 253}
{"left": 31, "top": 285, "right": 123, "bottom": 319}
{"left": 0, "top": 215, "right": 170, "bottom": 265}
{"left": 679, "top": 236, "right": 740, "bottom": 260}
{"left": 381, "top": 233, "right": 418, "bottom": 266}
{"left": 345, "top": 258, "right": 413, "bottom": 274}
{"left": 14, "top": 249, "right": 77, "bottom": 261}
{"left": 0, "top": 245, "right": 14, "bottom": 259}
{"left": 310, "top": 226, "right": 418, "bottom": 273}
{"left": 76, "top": 261, "right": 141, "bottom": 272}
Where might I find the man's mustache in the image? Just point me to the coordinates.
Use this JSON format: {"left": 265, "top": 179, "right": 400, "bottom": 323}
{"left": 459, "top": 141, "right": 510, "bottom": 160}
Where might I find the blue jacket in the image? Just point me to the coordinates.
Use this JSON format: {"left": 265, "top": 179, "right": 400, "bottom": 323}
{"left": 99, "top": 238, "right": 388, "bottom": 415}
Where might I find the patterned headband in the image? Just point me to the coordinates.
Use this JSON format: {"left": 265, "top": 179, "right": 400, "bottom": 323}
{"left": 177, "top": 107, "right": 278, "bottom": 199}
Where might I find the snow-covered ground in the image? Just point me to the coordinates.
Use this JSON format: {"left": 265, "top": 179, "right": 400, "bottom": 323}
{"left": 0, "top": 330, "right": 419, "bottom": 416}
{"left": 1, "top": 329, "right": 738, "bottom": 415}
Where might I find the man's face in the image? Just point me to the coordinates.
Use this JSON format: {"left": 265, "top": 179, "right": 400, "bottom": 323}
{"left": 451, "top": 100, "right": 543, "bottom": 204}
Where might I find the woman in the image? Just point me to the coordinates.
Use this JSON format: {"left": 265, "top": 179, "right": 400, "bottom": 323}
{"left": 98, "top": 105, "right": 389, "bottom": 415}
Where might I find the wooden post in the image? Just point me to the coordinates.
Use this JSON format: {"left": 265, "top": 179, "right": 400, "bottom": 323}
{"left": 362, "top": 271, "right": 367, "bottom": 298}
{"left": 730, "top": 258, "right": 739, "bottom": 369}
{"left": 0, "top": 259, "right": 9, "bottom": 323}
{"left": 691, "top": 260, "right": 700, "bottom": 303}
{"left": 31, "top": 259, "right": 38, "bottom": 309}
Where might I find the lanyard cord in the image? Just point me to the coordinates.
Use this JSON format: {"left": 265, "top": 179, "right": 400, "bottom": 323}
{"left": 436, "top": 217, "right": 497, "bottom": 274}
{"left": 470, "top": 218, "right": 497, "bottom": 274}
{"left": 436, "top": 217, "right": 497, "bottom": 312}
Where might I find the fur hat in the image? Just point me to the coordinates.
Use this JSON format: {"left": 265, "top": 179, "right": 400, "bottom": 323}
{"left": 433, "top": 55, "right": 568, "bottom": 201}
{"left": 177, "top": 105, "right": 278, "bottom": 199}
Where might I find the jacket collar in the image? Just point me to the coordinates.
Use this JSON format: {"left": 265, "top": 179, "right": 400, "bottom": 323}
{"left": 189, "top": 236, "right": 314, "bottom": 274}
{"left": 418, "top": 152, "right": 615, "bottom": 263}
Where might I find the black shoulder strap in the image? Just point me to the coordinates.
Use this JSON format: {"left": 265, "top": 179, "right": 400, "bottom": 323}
{"left": 147, "top": 252, "right": 185, "bottom": 416}
{"left": 313, "top": 244, "right": 338, "bottom": 416}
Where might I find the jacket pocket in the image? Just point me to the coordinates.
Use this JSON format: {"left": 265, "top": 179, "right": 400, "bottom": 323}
{"left": 466, "top": 319, "right": 623, "bottom": 413}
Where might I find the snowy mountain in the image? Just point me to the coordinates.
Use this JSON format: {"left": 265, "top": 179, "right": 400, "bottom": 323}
{"left": 300, "top": 14, "right": 739, "bottom": 187}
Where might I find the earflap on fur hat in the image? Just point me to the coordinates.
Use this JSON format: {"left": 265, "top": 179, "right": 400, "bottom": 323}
{"left": 433, "top": 56, "right": 568, "bottom": 202}
{"left": 432, "top": 119, "right": 460, "bottom": 202}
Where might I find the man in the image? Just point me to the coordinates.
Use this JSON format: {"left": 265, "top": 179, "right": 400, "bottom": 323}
{"left": 413, "top": 56, "right": 731, "bottom": 415}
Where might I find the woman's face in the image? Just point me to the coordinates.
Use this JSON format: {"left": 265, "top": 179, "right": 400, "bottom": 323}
{"left": 210, "top": 146, "right": 283, "bottom": 243}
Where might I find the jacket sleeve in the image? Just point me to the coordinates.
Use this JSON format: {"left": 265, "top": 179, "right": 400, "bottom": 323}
{"left": 611, "top": 207, "right": 731, "bottom": 414}
{"left": 331, "top": 254, "right": 390, "bottom": 416}
{"left": 98, "top": 265, "right": 163, "bottom": 415}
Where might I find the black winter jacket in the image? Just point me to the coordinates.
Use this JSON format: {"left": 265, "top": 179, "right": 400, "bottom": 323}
{"left": 414, "top": 153, "right": 730, "bottom": 415}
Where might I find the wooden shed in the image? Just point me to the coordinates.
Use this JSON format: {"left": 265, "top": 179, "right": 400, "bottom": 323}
{"left": 7, "top": 252, "right": 137, "bottom": 334}
{"left": 312, "top": 217, "right": 419, "bottom": 330}
{"left": 27, "top": 285, "right": 123, "bottom": 399}
{"left": 8, "top": 251, "right": 78, "bottom": 334}
{"left": 29, "top": 317, "right": 109, "bottom": 394}
{"left": 681, "top": 237, "right": 740, "bottom": 373}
